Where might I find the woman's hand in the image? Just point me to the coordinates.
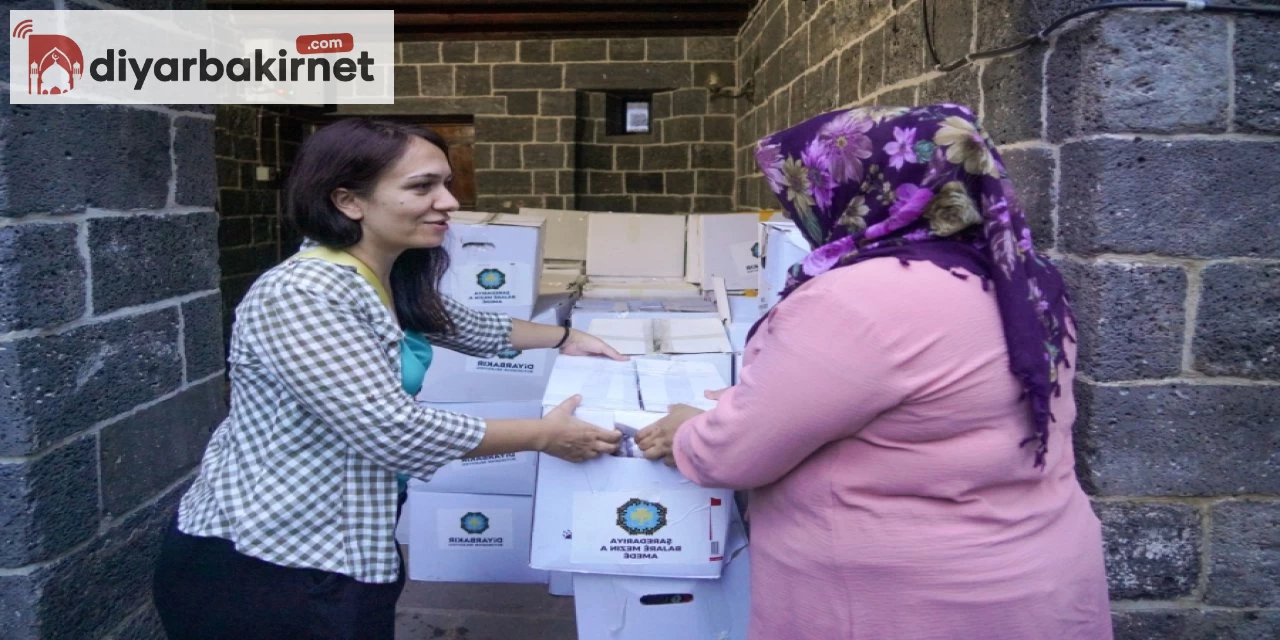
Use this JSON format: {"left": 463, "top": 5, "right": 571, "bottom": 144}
{"left": 539, "top": 395, "right": 622, "bottom": 462}
{"left": 560, "top": 328, "right": 628, "bottom": 361}
{"left": 635, "top": 404, "right": 705, "bottom": 467}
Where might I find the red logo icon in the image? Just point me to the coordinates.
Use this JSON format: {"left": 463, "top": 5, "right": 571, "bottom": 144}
{"left": 12, "top": 19, "right": 85, "bottom": 95}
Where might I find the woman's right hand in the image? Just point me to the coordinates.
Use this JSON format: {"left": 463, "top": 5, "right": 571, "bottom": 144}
{"left": 539, "top": 395, "right": 621, "bottom": 462}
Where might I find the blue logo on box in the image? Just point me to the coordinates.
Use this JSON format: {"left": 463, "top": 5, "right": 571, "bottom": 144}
{"left": 616, "top": 498, "right": 667, "bottom": 535}
{"left": 460, "top": 512, "right": 490, "bottom": 534}
{"left": 477, "top": 268, "right": 506, "bottom": 290}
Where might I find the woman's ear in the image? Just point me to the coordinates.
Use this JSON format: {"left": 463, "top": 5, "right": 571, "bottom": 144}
{"left": 330, "top": 188, "right": 363, "bottom": 222}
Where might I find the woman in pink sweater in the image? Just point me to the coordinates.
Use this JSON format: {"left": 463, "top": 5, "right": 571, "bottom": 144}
{"left": 638, "top": 104, "right": 1112, "bottom": 639}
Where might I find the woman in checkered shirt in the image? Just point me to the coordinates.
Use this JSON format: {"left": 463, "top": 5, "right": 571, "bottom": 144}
{"left": 152, "top": 119, "right": 623, "bottom": 639}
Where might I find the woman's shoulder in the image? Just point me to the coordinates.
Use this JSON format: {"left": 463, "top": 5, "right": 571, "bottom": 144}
{"left": 245, "top": 257, "right": 371, "bottom": 308}
{"left": 796, "top": 257, "right": 997, "bottom": 321}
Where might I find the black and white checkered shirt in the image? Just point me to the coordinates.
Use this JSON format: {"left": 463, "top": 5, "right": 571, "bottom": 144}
{"left": 178, "top": 256, "right": 513, "bottom": 583}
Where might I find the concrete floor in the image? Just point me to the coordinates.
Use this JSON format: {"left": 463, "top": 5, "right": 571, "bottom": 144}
{"left": 395, "top": 546, "right": 578, "bottom": 639}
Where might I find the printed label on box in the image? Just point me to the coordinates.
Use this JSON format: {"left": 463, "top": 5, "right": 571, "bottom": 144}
{"left": 458, "top": 453, "right": 520, "bottom": 467}
{"left": 455, "top": 262, "right": 531, "bottom": 307}
{"left": 464, "top": 350, "right": 542, "bottom": 375}
{"left": 437, "top": 508, "right": 514, "bottom": 550}
{"left": 569, "top": 491, "right": 721, "bottom": 565}
{"left": 730, "top": 241, "right": 760, "bottom": 277}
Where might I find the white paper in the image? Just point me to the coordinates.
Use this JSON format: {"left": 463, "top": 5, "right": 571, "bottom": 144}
{"left": 635, "top": 359, "right": 727, "bottom": 411}
{"left": 542, "top": 356, "right": 641, "bottom": 411}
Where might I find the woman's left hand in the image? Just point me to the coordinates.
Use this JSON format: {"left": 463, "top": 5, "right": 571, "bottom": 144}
{"left": 635, "top": 404, "right": 705, "bottom": 467}
{"left": 559, "top": 329, "right": 628, "bottom": 361}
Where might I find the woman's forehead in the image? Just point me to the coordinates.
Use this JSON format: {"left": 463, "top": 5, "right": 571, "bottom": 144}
{"left": 390, "top": 137, "right": 450, "bottom": 178}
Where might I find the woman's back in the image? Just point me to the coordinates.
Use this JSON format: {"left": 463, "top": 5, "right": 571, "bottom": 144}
{"left": 738, "top": 257, "right": 1110, "bottom": 639}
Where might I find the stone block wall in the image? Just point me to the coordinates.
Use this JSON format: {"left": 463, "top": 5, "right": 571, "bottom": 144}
{"left": 214, "top": 105, "right": 309, "bottom": 348}
{"left": 734, "top": 0, "right": 1279, "bottom": 636}
{"left": 343, "top": 36, "right": 738, "bottom": 213}
{"left": 0, "top": 29, "right": 225, "bottom": 640}
{"left": 573, "top": 83, "right": 737, "bottom": 213}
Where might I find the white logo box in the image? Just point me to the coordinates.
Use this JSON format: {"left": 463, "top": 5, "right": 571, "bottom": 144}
{"left": 439, "top": 212, "right": 545, "bottom": 318}
{"left": 757, "top": 220, "right": 810, "bottom": 313}
{"left": 405, "top": 491, "right": 547, "bottom": 584}
{"left": 530, "top": 408, "right": 734, "bottom": 579}
{"left": 571, "top": 513, "right": 751, "bottom": 640}
{"left": 409, "top": 401, "right": 544, "bottom": 496}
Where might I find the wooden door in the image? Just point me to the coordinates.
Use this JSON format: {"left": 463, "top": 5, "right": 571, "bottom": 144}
{"left": 427, "top": 122, "right": 476, "bottom": 211}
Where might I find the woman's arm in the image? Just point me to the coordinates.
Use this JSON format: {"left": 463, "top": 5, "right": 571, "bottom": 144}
{"left": 254, "top": 273, "right": 487, "bottom": 479}
{"left": 509, "top": 319, "right": 627, "bottom": 360}
{"left": 468, "top": 396, "right": 621, "bottom": 461}
{"left": 509, "top": 317, "right": 567, "bottom": 350}
{"left": 665, "top": 283, "right": 909, "bottom": 490}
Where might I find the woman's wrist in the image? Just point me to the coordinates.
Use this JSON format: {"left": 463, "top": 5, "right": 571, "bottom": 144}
{"left": 509, "top": 317, "right": 571, "bottom": 351}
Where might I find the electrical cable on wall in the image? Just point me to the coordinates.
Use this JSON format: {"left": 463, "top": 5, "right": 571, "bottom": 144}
{"left": 922, "top": 0, "right": 1280, "bottom": 73}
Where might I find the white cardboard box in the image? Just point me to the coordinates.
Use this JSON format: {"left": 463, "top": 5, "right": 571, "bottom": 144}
{"left": 440, "top": 211, "right": 546, "bottom": 317}
{"left": 758, "top": 220, "right": 810, "bottom": 313}
{"left": 571, "top": 512, "right": 751, "bottom": 640}
{"left": 530, "top": 408, "right": 734, "bottom": 578}
{"left": 414, "top": 294, "right": 572, "bottom": 404}
{"left": 408, "top": 401, "right": 544, "bottom": 496}
{"left": 406, "top": 491, "right": 548, "bottom": 584}
{"left": 548, "top": 570, "right": 574, "bottom": 596}
{"left": 586, "top": 213, "right": 687, "bottom": 278}
{"left": 587, "top": 317, "right": 732, "bottom": 356}
{"left": 685, "top": 213, "right": 762, "bottom": 292}
{"left": 519, "top": 207, "right": 590, "bottom": 263}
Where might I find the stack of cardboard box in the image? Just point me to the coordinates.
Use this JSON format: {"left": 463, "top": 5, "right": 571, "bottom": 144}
{"left": 400, "top": 207, "right": 810, "bottom": 638}
{"left": 404, "top": 212, "right": 564, "bottom": 585}
{"left": 531, "top": 355, "right": 751, "bottom": 638}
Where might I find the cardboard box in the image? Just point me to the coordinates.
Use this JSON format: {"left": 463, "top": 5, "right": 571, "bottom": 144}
{"left": 440, "top": 211, "right": 546, "bottom": 317}
{"left": 406, "top": 491, "right": 548, "bottom": 584}
{"left": 548, "top": 571, "right": 574, "bottom": 596}
{"left": 587, "top": 317, "right": 732, "bottom": 356}
{"left": 414, "top": 294, "right": 572, "bottom": 404}
{"left": 519, "top": 207, "right": 590, "bottom": 263}
{"left": 571, "top": 509, "right": 751, "bottom": 640}
{"left": 582, "top": 277, "right": 703, "bottom": 300}
{"left": 586, "top": 213, "right": 687, "bottom": 278}
{"left": 758, "top": 221, "right": 810, "bottom": 313}
{"left": 407, "top": 401, "right": 544, "bottom": 496}
{"left": 530, "top": 408, "right": 735, "bottom": 578}
{"left": 570, "top": 298, "right": 720, "bottom": 333}
{"left": 685, "top": 213, "right": 762, "bottom": 292}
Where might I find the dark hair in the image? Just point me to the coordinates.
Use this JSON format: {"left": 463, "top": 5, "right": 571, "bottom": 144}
{"left": 286, "top": 118, "right": 455, "bottom": 334}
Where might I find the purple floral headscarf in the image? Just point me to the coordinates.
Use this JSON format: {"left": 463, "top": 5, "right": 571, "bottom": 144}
{"left": 754, "top": 104, "right": 1073, "bottom": 467}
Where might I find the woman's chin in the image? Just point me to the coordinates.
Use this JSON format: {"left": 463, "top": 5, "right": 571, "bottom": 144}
{"left": 407, "top": 230, "right": 446, "bottom": 249}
